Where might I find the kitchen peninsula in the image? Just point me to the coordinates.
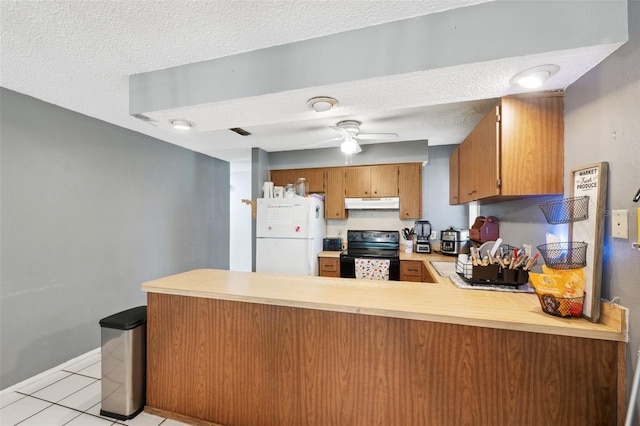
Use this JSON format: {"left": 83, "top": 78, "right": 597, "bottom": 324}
{"left": 142, "top": 257, "right": 627, "bottom": 426}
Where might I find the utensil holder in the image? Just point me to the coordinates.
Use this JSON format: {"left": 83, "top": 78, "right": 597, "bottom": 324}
{"left": 472, "top": 264, "right": 500, "bottom": 281}
{"left": 503, "top": 269, "right": 529, "bottom": 284}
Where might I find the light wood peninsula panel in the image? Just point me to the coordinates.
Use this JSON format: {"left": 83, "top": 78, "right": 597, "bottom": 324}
{"left": 143, "top": 265, "right": 627, "bottom": 426}
{"left": 147, "top": 291, "right": 624, "bottom": 426}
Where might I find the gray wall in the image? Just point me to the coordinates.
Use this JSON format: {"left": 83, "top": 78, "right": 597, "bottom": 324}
{"left": 0, "top": 88, "right": 230, "bottom": 389}
{"left": 482, "top": 1, "right": 640, "bottom": 419}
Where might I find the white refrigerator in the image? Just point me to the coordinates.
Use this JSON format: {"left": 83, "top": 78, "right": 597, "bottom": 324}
{"left": 256, "top": 197, "right": 326, "bottom": 276}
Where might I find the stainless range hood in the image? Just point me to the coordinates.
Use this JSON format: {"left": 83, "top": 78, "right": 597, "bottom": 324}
{"left": 344, "top": 197, "right": 400, "bottom": 210}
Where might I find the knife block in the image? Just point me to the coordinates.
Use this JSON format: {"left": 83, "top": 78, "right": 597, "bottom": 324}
{"left": 469, "top": 216, "right": 499, "bottom": 243}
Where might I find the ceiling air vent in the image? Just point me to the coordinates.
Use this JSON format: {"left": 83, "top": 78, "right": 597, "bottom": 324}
{"left": 229, "top": 127, "right": 251, "bottom": 136}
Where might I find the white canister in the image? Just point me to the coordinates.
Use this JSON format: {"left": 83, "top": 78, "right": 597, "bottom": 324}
{"left": 262, "top": 181, "right": 274, "bottom": 198}
{"left": 404, "top": 240, "right": 414, "bottom": 253}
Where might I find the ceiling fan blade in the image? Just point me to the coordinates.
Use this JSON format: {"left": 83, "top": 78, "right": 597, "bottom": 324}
{"left": 329, "top": 126, "right": 351, "bottom": 137}
{"left": 307, "top": 136, "right": 344, "bottom": 148}
{"left": 356, "top": 132, "right": 399, "bottom": 140}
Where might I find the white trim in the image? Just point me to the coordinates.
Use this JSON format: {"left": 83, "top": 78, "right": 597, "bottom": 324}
{"left": 0, "top": 348, "right": 100, "bottom": 396}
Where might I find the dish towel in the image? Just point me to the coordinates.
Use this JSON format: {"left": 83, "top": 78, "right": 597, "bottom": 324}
{"left": 355, "top": 258, "right": 390, "bottom": 280}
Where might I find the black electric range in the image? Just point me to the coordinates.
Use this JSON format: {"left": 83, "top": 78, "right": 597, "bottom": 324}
{"left": 339, "top": 230, "right": 400, "bottom": 280}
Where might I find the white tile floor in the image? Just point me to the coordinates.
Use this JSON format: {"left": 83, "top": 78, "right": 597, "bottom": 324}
{"left": 0, "top": 351, "right": 190, "bottom": 426}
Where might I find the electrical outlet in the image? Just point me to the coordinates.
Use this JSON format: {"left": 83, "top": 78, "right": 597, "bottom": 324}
{"left": 523, "top": 244, "right": 532, "bottom": 257}
{"left": 430, "top": 231, "right": 437, "bottom": 240}
{"left": 612, "top": 210, "right": 628, "bottom": 239}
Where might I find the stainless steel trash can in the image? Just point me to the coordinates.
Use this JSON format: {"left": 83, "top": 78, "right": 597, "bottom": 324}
{"left": 99, "top": 306, "right": 146, "bottom": 420}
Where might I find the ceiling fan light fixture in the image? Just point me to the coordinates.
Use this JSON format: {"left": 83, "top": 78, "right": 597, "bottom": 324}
{"left": 340, "top": 137, "right": 361, "bottom": 154}
{"left": 170, "top": 119, "right": 194, "bottom": 130}
{"left": 307, "top": 96, "right": 338, "bottom": 112}
{"left": 509, "top": 64, "right": 560, "bottom": 89}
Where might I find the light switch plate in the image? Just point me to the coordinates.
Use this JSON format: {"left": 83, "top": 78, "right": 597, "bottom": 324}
{"left": 612, "top": 210, "right": 628, "bottom": 239}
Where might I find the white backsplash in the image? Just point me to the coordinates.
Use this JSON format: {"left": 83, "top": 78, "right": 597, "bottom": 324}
{"left": 326, "top": 210, "right": 416, "bottom": 244}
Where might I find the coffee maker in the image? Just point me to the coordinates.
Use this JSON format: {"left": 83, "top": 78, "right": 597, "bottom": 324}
{"left": 414, "top": 220, "right": 432, "bottom": 253}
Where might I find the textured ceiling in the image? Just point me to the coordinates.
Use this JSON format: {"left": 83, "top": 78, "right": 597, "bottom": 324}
{"left": 0, "top": 0, "right": 628, "bottom": 163}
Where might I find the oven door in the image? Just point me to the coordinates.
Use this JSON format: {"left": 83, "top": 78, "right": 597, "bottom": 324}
{"left": 340, "top": 255, "right": 400, "bottom": 281}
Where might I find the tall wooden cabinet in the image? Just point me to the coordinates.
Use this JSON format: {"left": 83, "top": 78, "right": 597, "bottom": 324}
{"left": 449, "top": 147, "right": 459, "bottom": 205}
{"left": 325, "top": 168, "right": 347, "bottom": 219}
{"left": 398, "top": 163, "right": 422, "bottom": 219}
{"left": 450, "top": 93, "right": 564, "bottom": 204}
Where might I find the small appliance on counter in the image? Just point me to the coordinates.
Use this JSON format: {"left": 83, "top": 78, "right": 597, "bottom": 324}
{"left": 323, "top": 237, "right": 343, "bottom": 251}
{"left": 414, "top": 220, "right": 432, "bottom": 253}
{"left": 440, "top": 227, "right": 470, "bottom": 255}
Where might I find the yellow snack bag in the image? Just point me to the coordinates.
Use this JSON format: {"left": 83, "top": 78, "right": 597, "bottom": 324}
{"left": 529, "top": 273, "right": 563, "bottom": 296}
{"left": 541, "top": 266, "right": 585, "bottom": 292}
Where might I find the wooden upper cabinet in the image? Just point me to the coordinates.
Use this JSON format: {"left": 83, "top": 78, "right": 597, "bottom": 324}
{"left": 450, "top": 93, "right": 564, "bottom": 204}
{"left": 270, "top": 168, "right": 324, "bottom": 193}
{"left": 269, "top": 169, "right": 293, "bottom": 188}
{"left": 473, "top": 106, "right": 500, "bottom": 200}
{"left": 398, "top": 163, "right": 422, "bottom": 219}
{"left": 344, "top": 164, "right": 398, "bottom": 197}
{"left": 458, "top": 136, "right": 475, "bottom": 204}
{"left": 449, "top": 147, "right": 460, "bottom": 205}
{"left": 344, "top": 167, "right": 370, "bottom": 197}
{"left": 370, "top": 164, "right": 399, "bottom": 197}
{"left": 324, "top": 168, "right": 347, "bottom": 219}
{"left": 499, "top": 95, "right": 564, "bottom": 196}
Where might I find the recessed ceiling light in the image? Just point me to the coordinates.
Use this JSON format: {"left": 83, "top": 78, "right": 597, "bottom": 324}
{"left": 307, "top": 96, "right": 338, "bottom": 112}
{"left": 170, "top": 119, "right": 194, "bottom": 130}
{"left": 510, "top": 64, "right": 560, "bottom": 89}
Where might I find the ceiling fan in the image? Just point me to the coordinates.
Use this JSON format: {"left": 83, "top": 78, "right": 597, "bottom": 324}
{"left": 327, "top": 120, "right": 399, "bottom": 155}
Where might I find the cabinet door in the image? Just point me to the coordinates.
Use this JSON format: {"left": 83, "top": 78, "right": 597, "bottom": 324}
{"left": 370, "top": 164, "right": 399, "bottom": 197}
{"left": 270, "top": 169, "right": 294, "bottom": 188}
{"left": 473, "top": 106, "right": 500, "bottom": 200}
{"left": 400, "top": 260, "right": 423, "bottom": 282}
{"left": 293, "top": 168, "right": 324, "bottom": 193}
{"left": 325, "top": 168, "right": 347, "bottom": 219}
{"left": 449, "top": 147, "right": 460, "bottom": 205}
{"left": 500, "top": 95, "right": 564, "bottom": 196}
{"left": 458, "top": 136, "right": 475, "bottom": 203}
{"left": 344, "top": 167, "right": 371, "bottom": 197}
{"left": 319, "top": 257, "right": 340, "bottom": 277}
{"left": 398, "top": 163, "right": 422, "bottom": 219}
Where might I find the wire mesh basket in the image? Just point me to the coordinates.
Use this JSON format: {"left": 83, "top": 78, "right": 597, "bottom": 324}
{"left": 535, "top": 291, "right": 584, "bottom": 318}
{"left": 536, "top": 242, "right": 588, "bottom": 269}
{"left": 538, "top": 196, "right": 589, "bottom": 224}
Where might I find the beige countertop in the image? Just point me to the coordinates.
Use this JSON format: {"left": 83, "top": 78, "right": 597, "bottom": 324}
{"left": 142, "top": 254, "right": 626, "bottom": 342}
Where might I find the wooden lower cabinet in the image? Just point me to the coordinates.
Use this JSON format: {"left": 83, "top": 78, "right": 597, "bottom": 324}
{"left": 319, "top": 257, "right": 340, "bottom": 277}
{"left": 147, "top": 292, "right": 624, "bottom": 426}
{"left": 400, "top": 260, "right": 423, "bottom": 282}
{"left": 400, "top": 260, "right": 437, "bottom": 283}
